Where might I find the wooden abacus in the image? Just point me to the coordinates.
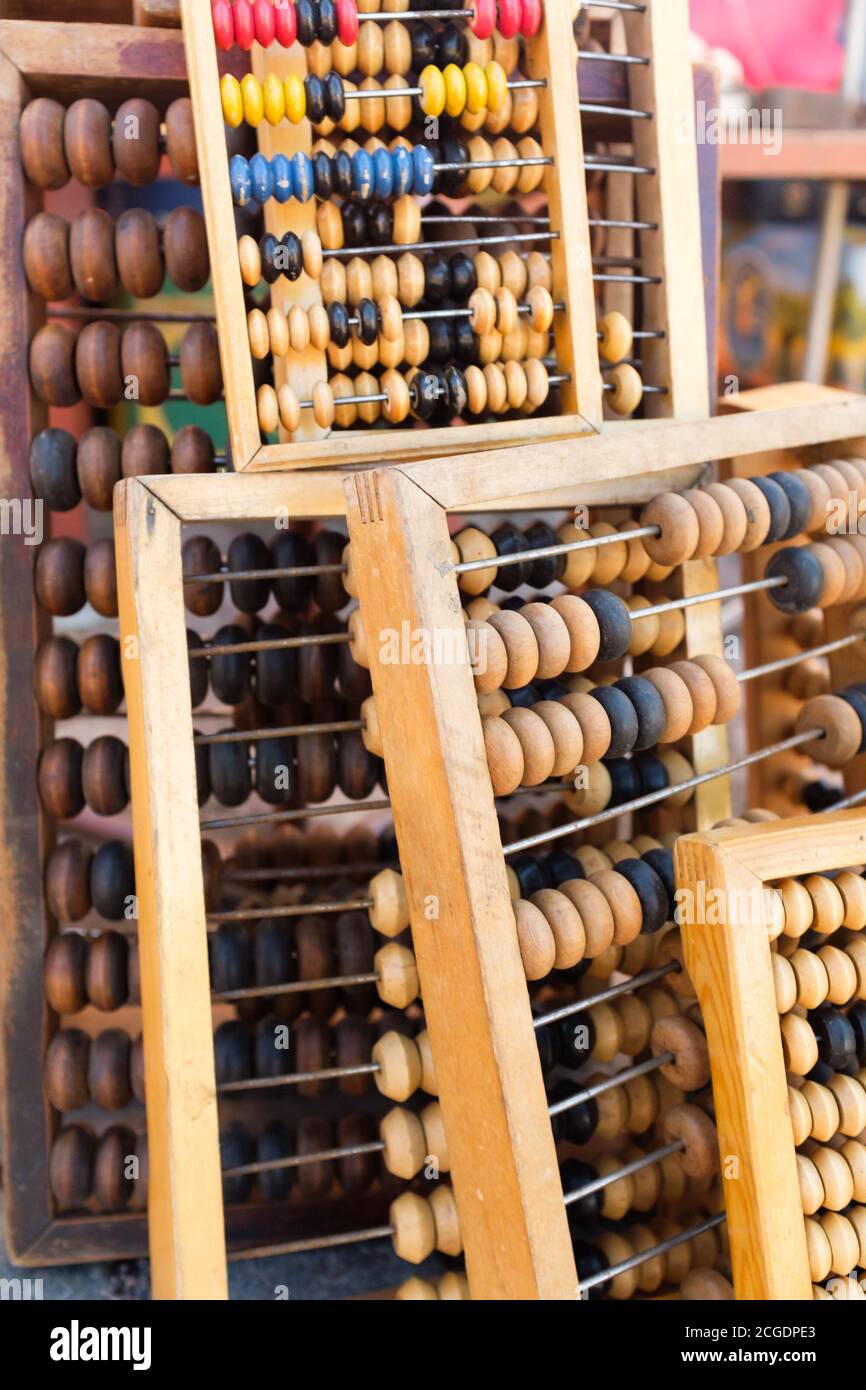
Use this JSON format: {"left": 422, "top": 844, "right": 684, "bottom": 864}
{"left": 676, "top": 809, "right": 866, "bottom": 1300}
{"left": 182, "top": 0, "right": 709, "bottom": 469}
{"left": 114, "top": 386, "right": 866, "bottom": 1298}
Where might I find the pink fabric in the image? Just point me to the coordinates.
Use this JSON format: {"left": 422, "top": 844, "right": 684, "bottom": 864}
{"left": 690, "top": 0, "right": 846, "bottom": 91}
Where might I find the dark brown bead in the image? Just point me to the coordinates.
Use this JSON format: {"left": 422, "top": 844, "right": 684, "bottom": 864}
{"left": 187, "top": 630, "right": 209, "bottom": 708}
{"left": 65, "top": 98, "right": 114, "bottom": 187}
{"left": 314, "top": 529, "right": 348, "bottom": 613}
{"left": 296, "top": 731, "right": 337, "bottom": 803}
{"left": 83, "top": 537, "right": 118, "bottom": 618}
{"left": 122, "top": 422, "right": 169, "bottom": 478}
{"left": 128, "top": 942, "right": 141, "bottom": 1007}
{"left": 338, "top": 638, "right": 372, "bottom": 701}
{"left": 210, "top": 624, "right": 252, "bottom": 704}
{"left": 45, "top": 840, "right": 93, "bottom": 922}
{"left": 343, "top": 822, "right": 379, "bottom": 863}
{"left": 164, "top": 97, "right": 199, "bottom": 185}
{"left": 82, "top": 735, "right": 129, "bottom": 816}
{"left": 335, "top": 910, "right": 377, "bottom": 1014}
{"left": 227, "top": 532, "right": 271, "bottom": 613}
{"left": 90, "top": 842, "right": 135, "bottom": 921}
{"left": 34, "top": 537, "right": 86, "bottom": 616}
{"left": 38, "top": 738, "right": 85, "bottom": 820}
{"left": 335, "top": 1014, "right": 374, "bottom": 1097}
{"left": 88, "top": 1029, "right": 132, "bottom": 1110}
{"left": 20, "top": 97, "right": 69, "bottom": 190}
{"left": 76, "top": 320, "right": 124, "bottom": 409}
{"left": 296, "top": 1116, "right": 334, "bottom": 1198}
{"left": 182, "top": 534, "right": 223, "bottom": 616}
{"left": 294, "top": 1015, "right": 331, "bottom": 1098}
{"left": 29, "top": 323, "right": 80, "bottom": 406}
{"left": 86, "top": 929, "right": 129, "bottom": 1009}
{"left": 116, "top": 208, "right": 163, "bottom": 298}
{"left": 338, "top": 729, "right": 379, "bottom": 800}
{"left": 34, "top": 636, "right": 81, "bottom": 720}
{"left": 69, "top": 207, "right": 118, "bottom": 301}
{"left": 299, "top": 620, "right": 340, "bottom": 704}
{"left": 305, "top": 821, "right": 341, "bottom": 866}
{"left": 23, "top": 212, "right": 73, "bottom": 301}
{"left": 50, "top": 1125, "right": 95, "bottom": 1210}
{"left": 113, "top": 99, "right": 161, "bottom": 186}
{"left": 45, "top": 1028, "right": 90, "bottom": 1111}
{"left": 43, "top": 932, "right": 89, "bottom": 1015}
{"left": 201, "top": 838, "right": 223, "bottom": 913}
{"left": 77, "top": 426, "right": 121, "bottom": 511}
{"left": 121, "top": 321, "right": 169, "bottom": 406}
{"left": 30, "top": 427, "right": 80, "bottom": 511}
{"left": 180, "top": 321, "right": 221, "bottom": 405}
{"left": 337, "top": 1113, "right": 377, "bottom": 1195}
{"left": 78, "top": 634, "right": 123, "bottom": 715}
{"left": 295, "top": 914, "right": 336, "bottom": 1018}
{"left": 209, "top": 737, "right": 251, "bottom": 806}
{"left": 93, "top": 1125, "right": 137, "bottom": 1211}
{"left": 163, "top": 207, "right": 209, "bottom": 292}
{"left": 171, "top": 424, "right": 215, "bottom": 474}
{"left": 131, "top": 1033, "right": 145, "bottom": 1101}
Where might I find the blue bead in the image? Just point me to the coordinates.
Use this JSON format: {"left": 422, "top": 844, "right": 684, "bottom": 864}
{"left": 229, "top": 154, "right": 253, "bottom": 207}
{"left": 412, "top": 144, "right": 435, "bottom": 196}
{"left": 391, "top": 145, "right": 413, "bottom": 197}
{"left": 291, "top": 151, "right": 314, "bottom": 203}
{"left": 352, "top": 149, "right": 374, "bottom": 202}
{"left": 372, "top": 146, "right": 394, "bottom": 200}
{"left": 271, "top": 153, "right": 293, "bottom": 204}
{"left": 250, "top": 153, "right": 274, "bottom": 205}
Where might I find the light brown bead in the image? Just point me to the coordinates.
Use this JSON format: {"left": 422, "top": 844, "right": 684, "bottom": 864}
{"left": 557, "top": 878, "right": 615, "bottom": 958}
{"left": 724, "top": 477, "right": 772, "bottom": 550}
{"left": 501, "top": 707, "right": 555, "bottom": 785}
{"left": 482, "top": 715, "right": 524, "bottom": 796}
{"left": 513, "top": 897, "right": 556, "bottom": 980}
{"left": 530, "top": 889, "right": 585, "bottom": 970}
{"left": 549, "top": 595, "right": 601, "bottom": 672}
{"left": 640, "top": 493, "right": 700, "bottom": 566}
{"left": 560, "top": 691, "right": 611, "bottom": 764}
{"left": 700, "top": 481, "right": 749, "bottom": 555}
{"left": 643, "top": 668, "right": 694, "bottom": 743}
{"left": 487, "top": 610, "right": 539, "bottom": 688}
{"left": 690, "top": 654, "right": 742, "bottom": 724}
{"left": 519, "top": 602, "right": 571, "bottom": 679}
{"left": 589, "top": 870, "right": 643, "bottom": 947}
{"left": 667, "top": 660, "right": 718, "bottom": 734}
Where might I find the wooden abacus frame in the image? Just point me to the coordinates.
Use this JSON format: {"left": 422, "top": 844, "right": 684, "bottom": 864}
{"left": 181, "top": 0, "right": 709, "bottom": 471}
{"left": 675, "top": 807, "right": 866, "bottom": 1301}
{"left": 114, "top": 385, "right": 866, "bottom": 1298}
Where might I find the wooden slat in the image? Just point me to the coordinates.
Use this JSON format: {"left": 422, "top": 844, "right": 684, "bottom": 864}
{"left": 345, "top": 468, "right": 577, "bottom": 1300}
{"left": 0, "top": 20, "right": 195, "bottom": 102}
{"left": 114, "top": 479, "right": 228, "bottom": 1300}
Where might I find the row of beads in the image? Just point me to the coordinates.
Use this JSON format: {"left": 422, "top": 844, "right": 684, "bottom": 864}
{"left": 30, "top": 321, "right": 221, "bottom": 410}
{"left": 212, "top": 0, "right": 542, "bottom": 51}
{"left": 30, "top": 424, "right": 219, "bottom": 514}
{"left": 19, "top": 97, "right": 198, "bottom": 192}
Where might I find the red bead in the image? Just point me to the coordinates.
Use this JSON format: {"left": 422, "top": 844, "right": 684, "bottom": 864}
{"left": 253, "top": 0, "right": 276, "bottom": 45}
{"left": 233, "top": 0, "right": 256, "bottom": 49}
{"left": 212, "top": 0, "right": 235, "bottom": 49}
{"left": 471, "top": 0, "right": 496, "bottom": 41}
{"left": 273, "top": 0, "right": 297, "bottom": 47}
{"left": 497, "top": 0, "right": 521, "bottom": 39}
{"left": 335, "top": 0, "right": 358, "bottom": 47}
{"left": 519, "top": 0, "right": 542, "bottom": 38}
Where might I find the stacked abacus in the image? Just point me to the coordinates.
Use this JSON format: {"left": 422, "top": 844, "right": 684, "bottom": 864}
{"left": 182, "top": 0, "right": 704, "bottom": 468}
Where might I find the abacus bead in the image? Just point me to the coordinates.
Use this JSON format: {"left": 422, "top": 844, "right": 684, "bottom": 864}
{"left": 181, "top": 323, "right": 222, "bottom": 405}
{"left": 519, "top": 602, "right": 571, "bottom": 679}
{"left": 811, "top": 1005, "right": 857, "bottom": 1072}
{"left": 616, "top": 858, "right": 669, "bottom": 935}
{"left": 667, "top": 660, "right": 718, "bottom": 734}
{"left": 116, "top": 208, "right": 163, "bottom": 299}
{"left": 38, "top": 739, "right": 85, "bottom": 820}
{"left": 725, "top": 477, "right": 772, "bottom": 550}
{"left": 549, "top": 595, "right": 601, "bottom": 672}
{"left": 35, "top": 538, "right": 86, "bottom": 617}
{"left": 795, "top": 694, "right": 863, "bottom": 767}
{"left": 514, "top": 898, "right": 556, "bottom": 980}
{"left": 77, "top": 320, "right": 124, "bottom": 408}
{"left": 164, "top": 98, "right": 199, "bottom": 184}
{"left": 90, "top": 841, "right": 135, "bottom": 920}
{"left": 65, "top": 99, "right": 114, "bottom": 187}
{"left": 641, "top": 493, "right": 700, "bottom": 566}
{"left": 488, "top": 610, "right": 539, "bottom": 688}
{"left": 34, "top": 637, "right": 80, "bottom": 720}
{"left": 79, "top": 635, "right": 123, "bottom": 715}
{"left": 20, "top": 98, "right": 69, "bottom": 189}
{"left": 768, "top": 470, "right": 813, "bottom": 539}
{"left": 690, "top": 654, "right": 741, "bottom": 724}
{"left": 30, "top": 429, "right": 80, "bottom": 511}
{"left": 82, "top": 736, "right": 129, "bottom": 817}
{"left": 765, "top": 545, "right": 825, "bottom": 613}
{"left": 84, "top": 537, "right": 118, "bottom": 618}
{"left": 30, "top": 323, "right": 79, "bottom": 406}
{"left": 113, "top": 100, "right": 161, "bottom": 186}
{"left": 614, "top": 676, "right": 666, "bottom": 752}
{"left": 23, "top": 212, "right": 72, "bottom": 301}
{"left": 579, "top": 591, "right": 631, "bottom": 663}
{"left": 589, "top": 686, "right": 638, "bottom": 760}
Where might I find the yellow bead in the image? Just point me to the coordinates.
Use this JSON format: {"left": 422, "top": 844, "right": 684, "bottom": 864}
{"left": 262, "top": 73, "right": 286, "bottom": 126}
{"left": 241, "top": 74, "right": 264, "bottom": 128}
{"left": 463, "top": 61, "right": 488, "bottom": 115}
{"left": 484, "top": 61, "right": 508, "bottom": 114}
{"left": 443, "top": 63, "right": 467, "bottom": 118}
{"left": 220, "top": 74, "right": 244, "bottom": 129}
{"left": 419, "top": 65, "right": 446, "bottom": 118}
{"left": 284, "top": 73, "right": 307, "bottom": 125}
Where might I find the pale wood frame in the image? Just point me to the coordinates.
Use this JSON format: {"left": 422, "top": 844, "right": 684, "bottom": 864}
{"left": 116, "top": 385, "right": 866, "bottom": 1298}
{"left": 675, "top": 808, "right": 866, "bottom": 1300}
{"left": 180, "top": 0, "right": 706, "bottom": 470}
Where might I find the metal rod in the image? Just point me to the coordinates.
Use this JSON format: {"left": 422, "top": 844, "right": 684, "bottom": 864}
{"left": 435, "top": 156, "right": 553, "bottom": 172}
{"left": 201, "top": 797, "right": 390, "bottom": 833}
{"left": 548, "top": 1052, "right": 673, "bottom": 1119}
{"left": 184, "top": 562, "right": 346, "bottom": 584}
{"left": 223, "top": 1138, "right": 384, "bottom": 1180}
{"left": 343, "top": 78, "right": 548, "bottom": 101}
{"left": 578, "top": 49, "right": 649, "bottom": 65}
{"left": 578, "top": 1213, "right": 726, "bottom": 1293}
{"left": 323, "top": 229, "right": 558, "bottom": 260}
{"left": 565, "top": 1140, "right": 682, "bottom": 1206}
{"left": 219, "top": 1061, "right": 378, "bottom": 1095}
{"left": 195, "top": 720, "right": 363, "bottom": 747}
{"left": 189, "top": 632, "right": 351, "bottom": 659}
{"left": 212, "top": 970, "right": 378, "bottom": 1003}
{"left": 533, "top": 962, "right": 679, "bottom": 1029}
{"left": 635, "top": 575, "right": 787, "bottom": 621}
{"left": 228, "top": 1224, "right": 394, "bottom": 1262}
{"left": 207, "top": 897, "right": 373, "bottom": 924}
{"left": 737, "top": 632, "right": 865, "bottom": 684}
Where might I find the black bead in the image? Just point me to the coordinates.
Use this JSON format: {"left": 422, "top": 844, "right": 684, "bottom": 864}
{"left": 491, "top": 522, "right": 532, "bottom": 590}
{"left": 427, "top": 316, "right": 456, "bottom": 363}
{"left": 614, "top": 675, "right": 667, "bottom": 752}
{"left": 437, "top": 23, "right": 467, "bottom": 66}
{"left": 194, "top": 739, "right": 210, "bottom": 807}
{"left": 411, "top": 20, "right": 436, "bottom": 70}
{"left": 443, "top": 364, "right": 468, "bottom": 417}
{"left": 572, "top": 1240, "right": 610, "bottom": 1298}
{"left": 324, "top": 71, "right": 345, "bottom": 123}
{"left": 255, "top": 624, "right": 298, "bottom": 706}
{"left": 840, "top": 688, "right": 866, "bottom": 754}
{"left": 255, "top": 737, "right": 296, "bottom": 805}
{"left": 408, "top": 370, "right": 440, "bottom": 421}
{"left": 254, "top": 918, "right": 296, "bottom": 989}
{"left": 328, "top": 300, "right": 350, "bottom": 350}
{"left": 589, "top": 686, "right": 638, "bottom": 759}
{"left": 187, "top": 629, "right": 209, "bottom": 708}
{"left": 260, "top": 232, "right": 281, "bottom": 284}
{"left": 449, "top": 252, "right": 477, "bottom": 301}
{"left": 508, "top": 684, "right": 540, "bottom": 707}
{"left": 633, "top": 752, "right": 669, "bottom": 797}
{"left": 279, "top": 231, "right": 303, "bottom": 281}
{"left": 615, "top": 858, "right": 669, "bottom": 934}
{"left": 553, "top": 1091, "right": 598, "bottom": 1147}
{"left": 271, "top": 531, "right": 314, "bottom": 612}
{"left": 305, "top": 75, "right": 327, "bottom": 126}
{"left": 210, "top": 923, "right": 253, "bottom": 994}
{"left": 332, "top": 149, "right": 354, "bottom": 200}
{"left": 453, "top": 316, "right": 478, "bottom": 364}
{"left": 427, "top": 366, "right": 450, "bottom": 423}
{"left": 30, "top": 428, "right": 81, "bottom": 511}
{"left": 765, "top": 545, "right": 825, "bottom": 613}
{"left": 220, "top": 1124, "right": 255, "bottom": 1205}
{"left": 215, "top": 1021, "right": 253, "bottom": 1087}
{"left": 803, "top": 780, "right": 843, "bottom": 812}
{"left": 356, "top": 297, "right": 379, "bottom": 346}
{"left": 848, "top": 1001, "right": 866, "bottom": 1063}
{"left": 209, "top": 624, "right": 251, "bottom": 705}
{"left": 525, "top": 520, "right": 565, "bottom": 588}
{"left": 545, "top": 848, "right": 584, "bottom": 886}
{"left": 255, "top": 1013, "right": 291, "bottom": 1078}
{"left": 751, "top": 474, "right": 791, "bottom": 543}
{"left": 424, "top": 252, "right": 450, "bottom": 305}
{"left": 317, "top": 0, "right": 337, "bottom": 44}
{"left": 809, "top": 1005, "right": 857, "bottom": 1072}
{"left": 580, "top": 590, "right": 632, "bottom": 662}
{"left": 536, "top": 1020, "right": 561, "bottom": 1076}
{"left": 227, "top": 532, "right": 271, "bottom": 613}
{"left": 90, "top": 840, "right": 135, "bottom": 920}
{"left": 558, "top": 1010, "right": 596, "bottom": 1069}
{"left": 556, "top": 957, "right": 591, "bottom": 985}
{"left": 341, "top": 202, "right": 368, "bottom": 247}
{"left": 535, "top": 677, "right": 569, "bottom": 701}
{"left": 312, "top": 150, "right": 333, "bottom": 201}
{"left": 642, "top": 847, "right": 676, "bottom": 919}
{"left": 561, "top": 1160, "right": 603, "bottom": 1228}
{"left": 438, "top": 138, "right": 467, "bottom": 197}
{"left": 606, "top": 757, "right": 641, "bottom": 807}
{"left": 367, "top": 201, "right": 393, "bottom": 245}
{"left": 296, "top": 0, "right": 317, "bottom": 45}
{"left": 209, "top": 737, "right": 252, "bottom": 807}
{"left": 768, "top": 470, "right": 812, "bottom": 540}
{"left": 513, "top": 854, "right": 551, "bottom": 896}
{"left": 256, "top": 1122, "right": 294, "bottom": 1201}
